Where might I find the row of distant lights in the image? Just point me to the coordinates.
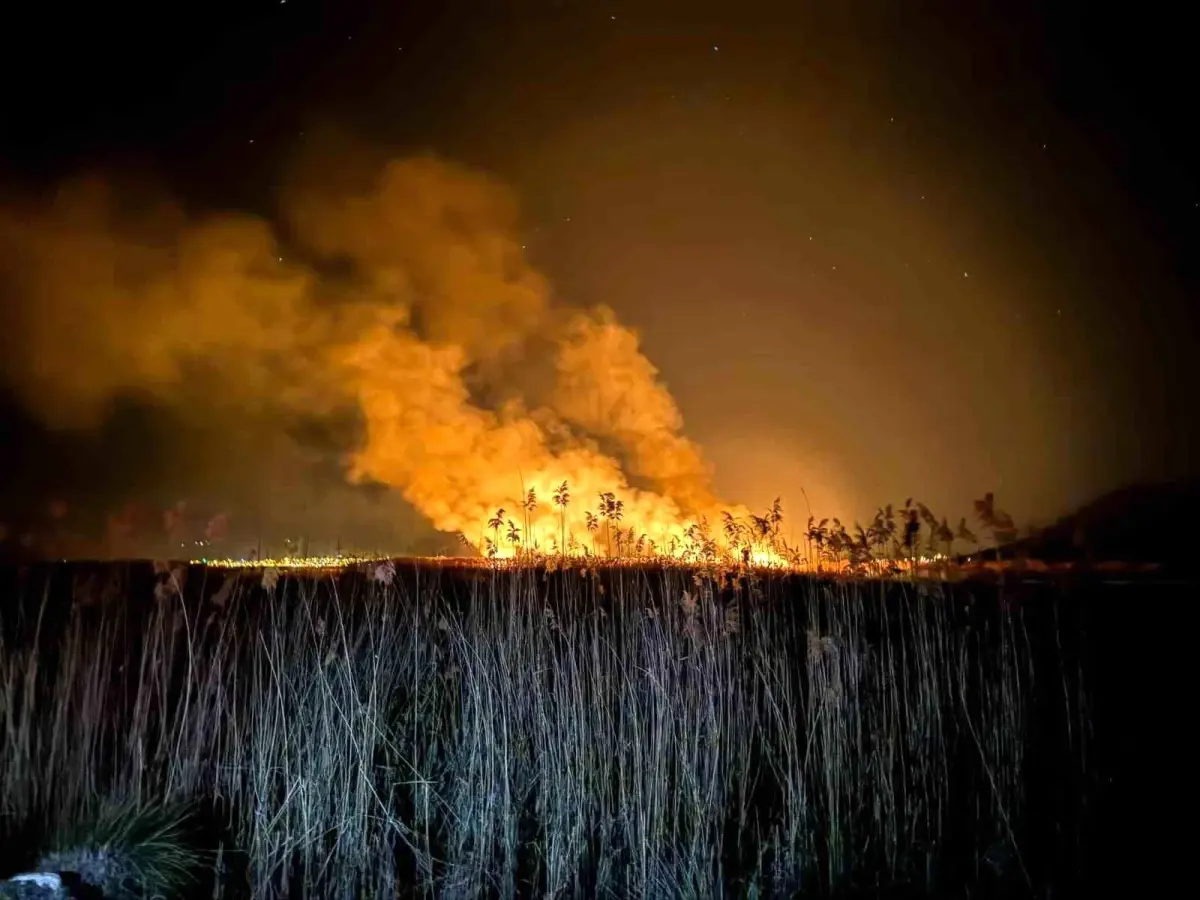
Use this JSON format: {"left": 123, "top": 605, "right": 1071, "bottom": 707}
{"left": 191, "top": 552, "right": 954, "bottom": 572}
{"left": 196, "top": 554, "right": 386, "bottom": 570}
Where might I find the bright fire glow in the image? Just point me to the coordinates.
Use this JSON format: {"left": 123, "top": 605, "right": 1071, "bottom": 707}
{"left": 191, "top": 545, "right": 958, "bottom": 576}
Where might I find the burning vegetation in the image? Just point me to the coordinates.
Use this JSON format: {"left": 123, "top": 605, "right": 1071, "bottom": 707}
{"left": 0, "top": 144, "right": 1149, "bottom": 579}
{"left": 0, "top": 148, "right": 752, "bottom": 561}
{"left": 0, "top": 146, "right": 1012, "bottom": 573}
{"left": 194, "top": 491, "right": 990, "bottom": 578}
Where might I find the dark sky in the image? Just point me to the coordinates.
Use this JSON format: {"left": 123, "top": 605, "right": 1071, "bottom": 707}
{"left": 1, "top": 1, "right": 1196, "bottom": 554}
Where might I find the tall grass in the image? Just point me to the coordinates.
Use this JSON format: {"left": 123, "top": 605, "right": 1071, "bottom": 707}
{"left": 0, "top": 561, "right": 1082, "bottom": 898}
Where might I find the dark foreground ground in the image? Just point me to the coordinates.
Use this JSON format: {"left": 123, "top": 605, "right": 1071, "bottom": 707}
{"left": 0, "top": 559, "right": 1194, "bottom": 899}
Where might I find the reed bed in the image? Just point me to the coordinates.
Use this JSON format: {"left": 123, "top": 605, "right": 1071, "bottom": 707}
{"left": 0, "top": 561, "right": 1090, "bottom": 898}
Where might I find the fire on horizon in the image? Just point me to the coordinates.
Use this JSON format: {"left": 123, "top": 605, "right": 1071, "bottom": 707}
{"left": 0, "top": 3, "right": 1195, "bottom": 560}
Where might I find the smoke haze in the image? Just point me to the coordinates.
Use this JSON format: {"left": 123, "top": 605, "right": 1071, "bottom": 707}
{"left": 0, "top": 139, "right": 747, "bottom": 557}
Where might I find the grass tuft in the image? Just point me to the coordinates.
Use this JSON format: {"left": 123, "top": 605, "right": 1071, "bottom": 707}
{"left": 38, "top": 799, "right": 204, "bottom": 899}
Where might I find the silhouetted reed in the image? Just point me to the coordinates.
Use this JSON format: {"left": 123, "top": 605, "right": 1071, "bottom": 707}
{"left": 0, "top": 556, "right": 1084, "bottom": 899}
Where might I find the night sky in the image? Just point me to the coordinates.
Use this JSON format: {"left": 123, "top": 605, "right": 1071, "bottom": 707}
{"left": 1, "top": 1, "right": 1196, "bottom": 556}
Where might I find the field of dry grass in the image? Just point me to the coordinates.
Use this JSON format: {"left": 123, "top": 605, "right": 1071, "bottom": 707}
{"left": 0, "top": 555, "right": 1116, "bottom": 899}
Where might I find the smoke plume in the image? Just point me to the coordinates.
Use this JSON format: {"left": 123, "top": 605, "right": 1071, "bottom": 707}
{"left": 553, "top": 307, "right": 716, "bottom": 513}
{"left": 0, "top": 144, "right": 746, "bottom": 556}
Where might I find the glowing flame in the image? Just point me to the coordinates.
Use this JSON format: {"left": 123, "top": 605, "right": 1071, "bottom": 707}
{"left": 0, "top": 149, "right": 814, "bottom": 565}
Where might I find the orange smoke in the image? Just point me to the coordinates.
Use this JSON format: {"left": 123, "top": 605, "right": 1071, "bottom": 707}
{"left": 340, "top": 316, "right": 708, "bottom": 556}
{"left": 553, "top": 307, "right": 717, "bottom": 514}
{"left": 282, "top": 154, "right": 549, "bottom": 364}
{"left": 0, "top": 177, "right": 331, "bottom": 427}
{"left": 0, "top": 145, "right": 767, "bottom": 559}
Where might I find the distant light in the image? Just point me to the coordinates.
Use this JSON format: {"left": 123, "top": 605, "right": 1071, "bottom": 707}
{"left": 713, "top": 45, "right": 720, "bottom": 51}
